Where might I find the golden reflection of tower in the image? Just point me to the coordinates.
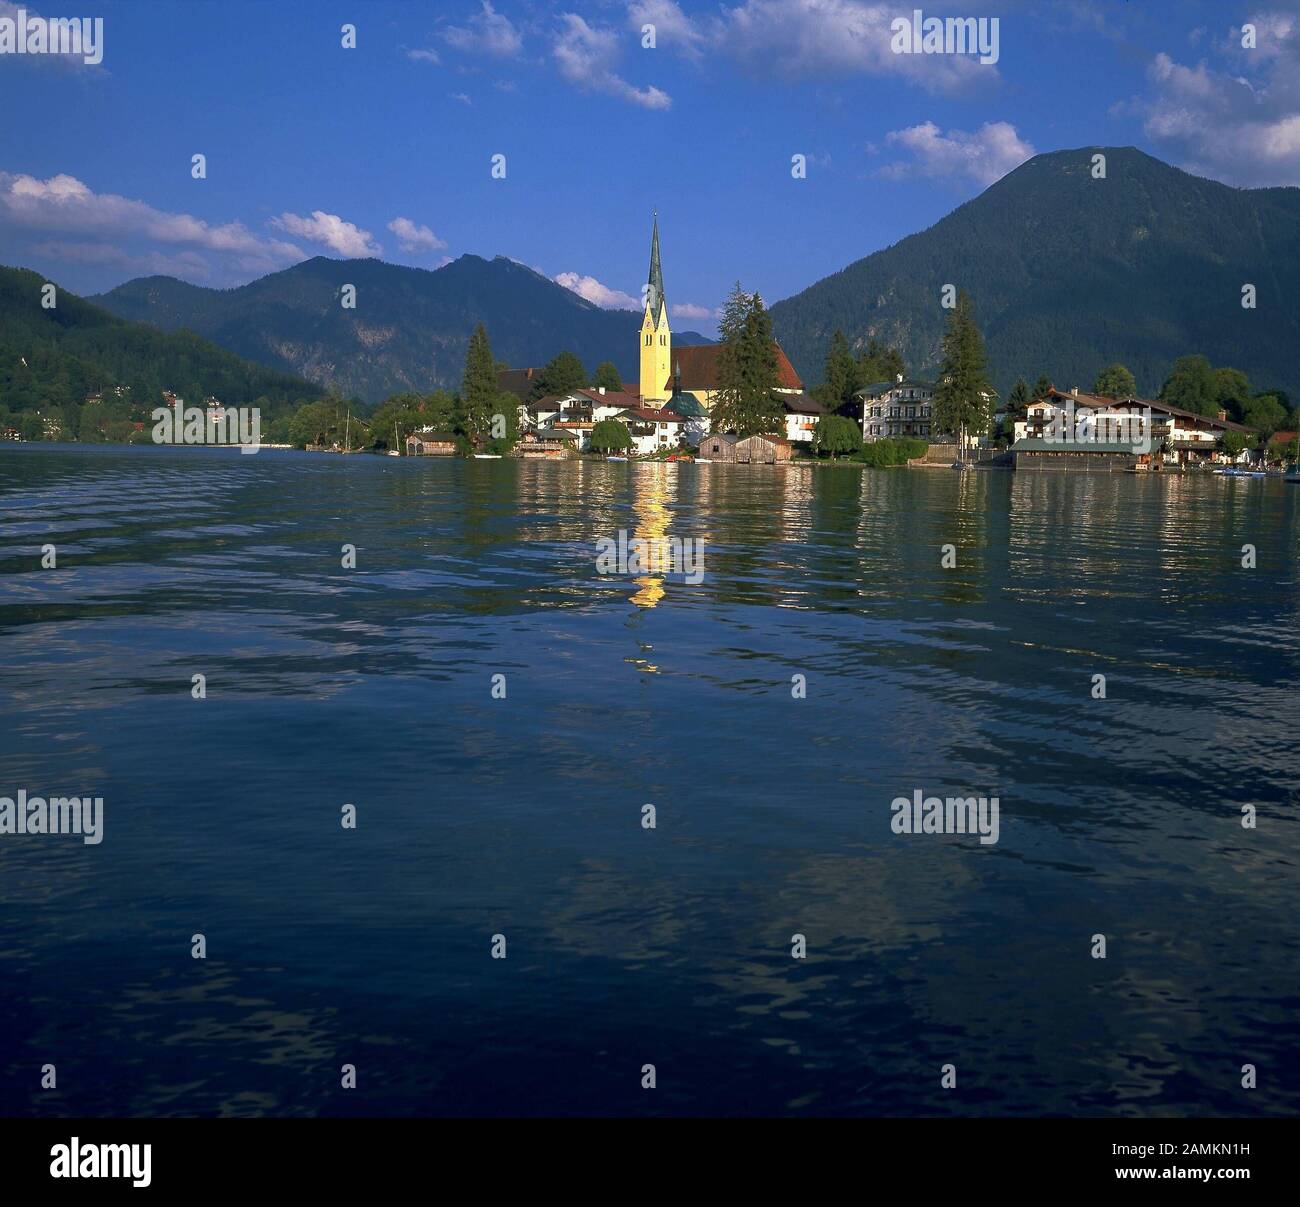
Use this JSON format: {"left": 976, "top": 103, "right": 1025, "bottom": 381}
{"left": 630, "top": 464, "right": 674, "bottom": 608}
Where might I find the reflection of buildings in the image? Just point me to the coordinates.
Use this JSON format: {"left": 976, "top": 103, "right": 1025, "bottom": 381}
{"left": 630, "top": 465, "right": 674, "bottom": 609}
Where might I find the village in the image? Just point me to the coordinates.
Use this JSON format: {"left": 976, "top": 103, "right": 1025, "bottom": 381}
{"left": 403, "top": 218, "right": 1300, "bottom": 479}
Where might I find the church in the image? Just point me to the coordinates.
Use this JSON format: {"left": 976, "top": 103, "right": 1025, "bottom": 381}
{"left": 636, "top": 216, "right": 813, "bottom": 443}
{"left": 503, "top": 216, "right": 818, "bottom": 451}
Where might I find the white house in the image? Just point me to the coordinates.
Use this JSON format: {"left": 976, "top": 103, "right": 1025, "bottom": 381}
{"left": 614, "top": 406, "right": 685, "bottom": 456}
{"left": 855, "top": 376, "right": 936, "bottom": 441}
{"left": 780, "top": 392, "right": 826, "bottom": 444}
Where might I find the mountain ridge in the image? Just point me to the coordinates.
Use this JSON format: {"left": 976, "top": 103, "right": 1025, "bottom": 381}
{"left": 92, "top": 254, "right": 713, "bottom": 403}
{"left": 769, "top": 146, "right": 1300, "bottom": 400}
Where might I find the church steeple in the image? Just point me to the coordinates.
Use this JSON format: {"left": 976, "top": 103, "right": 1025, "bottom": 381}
{"left": 647, "top": 211, "right": 666, "bottom": 325}
{"left": 638, "top": 211, "right": 672, "bottom": 405}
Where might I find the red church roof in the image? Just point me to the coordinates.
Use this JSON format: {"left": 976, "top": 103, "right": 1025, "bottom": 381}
{"left": 664, "top": 343, "right": 803, "bottom": 392}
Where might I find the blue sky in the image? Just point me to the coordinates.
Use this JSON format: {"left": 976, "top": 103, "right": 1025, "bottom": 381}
{"left": 2, "top": 0, "right": 1298, "bottom": 332}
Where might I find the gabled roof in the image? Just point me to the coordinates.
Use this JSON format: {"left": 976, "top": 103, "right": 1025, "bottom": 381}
{"left": 617, "top": 406, "right": 683, "bottom": 424}
{"left": 780, "top": 392, "right": 826, "bottom": 414}
{"left": 855, "top": 379, "right": 935, "bottom": 398}
{"left": 1038, "top": 387, "right": 1258, "bottom": 433}
{"left": 701, "top": 433, "right": 739, "bottom": 444}
{"left": 664, "top": 343, "right": 803, "bottom": 392}
{"left": 497, "top": 367, "right": 542, "bottom": 401}
{"left": 574, "top": 387, "right": 641, "bottom": 409}
{"left": 737, "top": 433, "right": 791, "bottom": 446}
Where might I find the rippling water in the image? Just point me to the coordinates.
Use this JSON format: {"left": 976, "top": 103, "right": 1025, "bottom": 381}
{"left": 1, "top": 443, "right": 1297, "bottom": 1117}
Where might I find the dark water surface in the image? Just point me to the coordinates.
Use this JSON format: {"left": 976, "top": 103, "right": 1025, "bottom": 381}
{"left": 1, "top": 443, "right": 1297, "bottom": 1117}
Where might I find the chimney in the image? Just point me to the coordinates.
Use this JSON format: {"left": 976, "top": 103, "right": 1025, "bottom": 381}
{"left": 896, "top": 373, "right": 903, "bottom": 383}
{"left": 1217, "top": 407, "right": 1227, "bottom": 421}
{"left": 599, "top": 386, "right": 606, "bottom": 395}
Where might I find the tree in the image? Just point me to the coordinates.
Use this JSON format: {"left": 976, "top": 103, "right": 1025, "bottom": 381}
{"left": 710, "top": 291, "right": 784, "bottom": 437}
{"left": 717, "top": 281, "right": 751, "bottom": 343}
{"left": 594, "top": 361, "right": 622, "bottom": 392}
{"left": 531, "top": 350, "right": 587, "bottom": 400}
{"left": 932, "top": 290, "right": 996, "bottom": 455}
{"left": 1215, "top": 368, "right": 1251, "bottom": 413}
{"left": 812, "top": 414, "right": 862, "bottom": 458}
{"left": 1093, "top": 363, "right": 1136, "bottom": 398}
{"left": 590, "top": 418, "right": 632, "bottom": 453}
{"left": 1218, "top": 430, "right": 1254, "bottom": 460}
{"left": 1033, "top": 375, "right": 1053, "bottom": 401}
{"left": 1160, "top": 355, "right": 1219, "bottom": 416}
{"left": 880, "top": 345, "right": 906, "bottom": 382}
{"left": 1241, "top": 393, "right": 1287, "bottom": 438}
{"left": 818, "top": 330, "right": 856, "bottom": 409}
{"left": 461, "top": 323, "right": 499, "bottom": 445}
{"left": 1007, "top": 377, "right": 1031, "bottom": 414}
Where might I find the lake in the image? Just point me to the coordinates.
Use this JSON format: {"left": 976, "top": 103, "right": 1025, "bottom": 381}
{"left": 1, "top": 443, "right": 1297, "bottom": 1117}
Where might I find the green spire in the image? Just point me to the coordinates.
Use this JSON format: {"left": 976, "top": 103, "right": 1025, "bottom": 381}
{"left": 647, "top": 211, "right": 666, "bottom": 327}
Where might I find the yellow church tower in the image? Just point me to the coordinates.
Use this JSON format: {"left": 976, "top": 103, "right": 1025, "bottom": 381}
{"left": 638, "top": 213, "right": 671, "bottom": 406}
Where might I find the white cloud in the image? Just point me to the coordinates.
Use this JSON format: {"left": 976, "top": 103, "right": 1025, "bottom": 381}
{"left": 552, "top": 14, "right": 670, "bottom": 109}
{"left": 443, "top": 2, "right": 523, "bottom": 57}
{"left": 555, "top": 271, "right": 641, "bottom": 309}
{"left": 1134, "top": 16, "right": 1300, "bottom": 185}
{"left": 0, "top": 171, "right": 303, "bottom": 273}
{"left": 629, "top": 0, "right": 707, "bottom": 60}
{"left": 650, "top": 0, "right": 995, "bottom": 91}
{"left": 407, "top": 48, "right": 441, "bottom": 65}
{"left": 451, "top": 91, "right": 472, "bottom": 105}
{"left": 387, "top": 217, "right": 447, "bottom": 255}
{"left": 671, "top": 302, "right": 714, "bottom": 320}
{"left": 270, "top": 210, "right": 382, "bottom": 258}
{"left": 877, "top": 120, "right": 1034, "bottom": 186}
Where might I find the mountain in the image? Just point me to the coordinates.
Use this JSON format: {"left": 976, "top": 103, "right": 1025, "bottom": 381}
{"left": 0, "top": 265, "right": 323, "bottom": 416}
{"left": 769, "top": 147, "right": 1300, "bottom": 401}
{"left": 93, "top": 255, "right": 713, "bottom": 403}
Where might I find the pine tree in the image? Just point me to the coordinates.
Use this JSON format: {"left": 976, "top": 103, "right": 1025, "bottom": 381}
{"left": 460, "top": 322, "right": 498, "bottom": 445}
{"left": 717, "top": 281, "right": 751, "bottom": 343}
{"left": 932, "top": 291, "right": 996, "bottom": 456}
{"left": 821, "top": 330, "right": 856, "bottom": 408}
{"left": 1008, "top": 377, "right": 1031, "bottom": 413}
{"left": 712, "top": 293, "right": 783, "bottom": 437}
{"left": 1033, "top": 374, "right": 1053, "bottom": 401}
{"left": 880, "top": 346, "right": 906, "bottom": 382}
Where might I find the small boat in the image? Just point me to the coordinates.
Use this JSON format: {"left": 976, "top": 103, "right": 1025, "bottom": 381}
{"left": 388, "top": 423, "right": 401, "bottom": 455}
{"left": 473, "top": 454, "right": 502, "bottom": 459}
{"left": 606, "top": 455, "right": 628, "bottom": 462}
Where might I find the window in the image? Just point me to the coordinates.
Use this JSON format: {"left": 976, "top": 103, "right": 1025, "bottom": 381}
{"left": 644, "top": 335, "right": 651, "bottom": 346}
